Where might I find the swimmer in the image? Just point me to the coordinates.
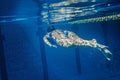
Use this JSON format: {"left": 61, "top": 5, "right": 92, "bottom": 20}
{"left": 43, "top": 29, "right": 112, "bottom": 61}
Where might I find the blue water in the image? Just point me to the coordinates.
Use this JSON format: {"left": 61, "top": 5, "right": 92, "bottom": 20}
{"left": 0, "top": 0, "right": 120, "bottom": 80}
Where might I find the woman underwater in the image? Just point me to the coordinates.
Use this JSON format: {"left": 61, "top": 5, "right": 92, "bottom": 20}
{"left": 43, "top": 26, "right": 112, "bottom": 61}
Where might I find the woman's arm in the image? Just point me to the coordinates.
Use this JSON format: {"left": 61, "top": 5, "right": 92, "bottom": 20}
{"left": 43, "top": 33, "right": 57, "bottom": 48}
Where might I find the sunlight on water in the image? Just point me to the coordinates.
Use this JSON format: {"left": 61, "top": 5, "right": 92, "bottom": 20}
{"left": 41, "top": 2, "right": 120, "bottom": 24}
{"left": 0, "top": 16, "right": 39, "bottom": 23}
{"left": 50, "top": 0, "right": 92, "bottom": 7}
{"left": 0, "top": 1, "right": 120, "bottom": 25}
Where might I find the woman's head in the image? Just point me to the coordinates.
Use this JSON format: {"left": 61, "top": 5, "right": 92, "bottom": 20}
{"left": 47, "top": 25, "right": 55, "bottom": 32}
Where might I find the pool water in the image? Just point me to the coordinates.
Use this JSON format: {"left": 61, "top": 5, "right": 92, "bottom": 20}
{"left": 0, "top": 0, "right": 120, "bottom": 80}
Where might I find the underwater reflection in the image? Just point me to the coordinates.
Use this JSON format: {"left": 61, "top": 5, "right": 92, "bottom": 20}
{"left": 41, "top": 2, "right": 120, "bottom": 24}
